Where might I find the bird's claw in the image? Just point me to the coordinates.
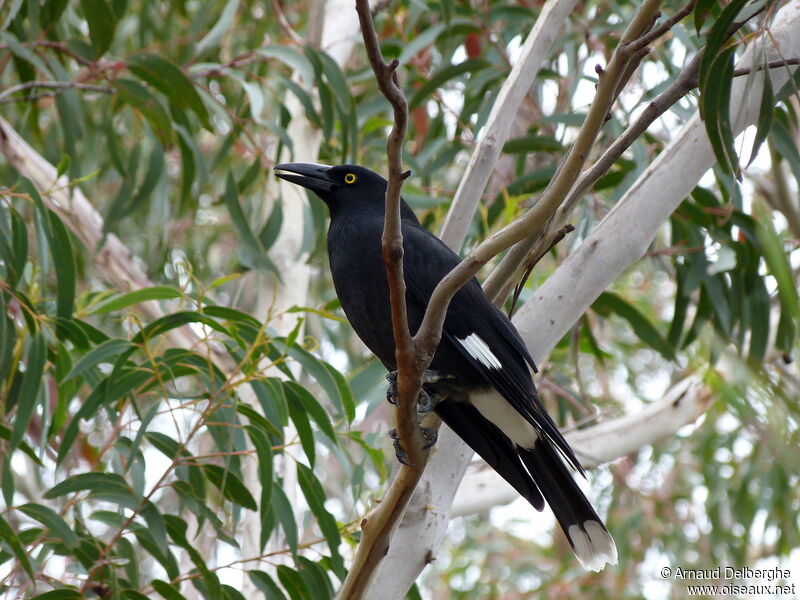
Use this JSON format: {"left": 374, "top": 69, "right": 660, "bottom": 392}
{"left": 388, "top": 426, "right": 438, "bottom": 465}
{"left": 388, "top": 428, "right": 412, "bottom": 466}
{"left": 420, "top": 426, "right": 438, "bottom": 450}
{"left": 385, "top": 370, "right": 450, "bottom": 413}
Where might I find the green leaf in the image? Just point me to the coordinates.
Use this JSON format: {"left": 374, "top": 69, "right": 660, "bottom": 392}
{"left": 202, "top": 464, "right": 257, "bottom": 510}
{"left": 771, "top": 113, "right": 800, "bottom": 186}
{"left": 127, "top": 52, "right": 210, "bottom": 129}
{"left": 80, "top": 0, "right": 116, "bottom": 58}
{"left": 279, "top": 343, "right": 355, "bottom": 421}
{"left": 194, "top": 0, "right": 240, "bottom": 57}
{"left": 56, "top": 154, "right": 71, "bottom": 179}
{"left": 248, "top": 570, "right": 287, "bottom": 600}
{"left": 284, "top": 382, "right": 336, "bottom": 443}
{"left": 296, "top": 556, "right": 335, "bottom": 599}
{"left": 0, "top": 293, "right": 17, "bottom": 387}
{"left": 2, "top": 455, "right": 14, "bottom": 507}
{"left": 45, "top": 472, "right": 130, "bottom": 499}
{"left": 746, "top": 60, "right": 774, "bottom": 168}
{"left": 18, "top": 503, "right": 79, "bottom": 548}
{"left": 757, "top": 217, "right": 799, "bottom": 321}
{"left": 164, "top": 515, "right": 221, "bottom": 598}
{"left": 503, "top": 136, "right": 563, "bottom": 154}
{"left": 29, "top": 590, "right": 82, "bottom": 600}
{"left": 22, "top": 181, "right": 76, "bottom": 321}
{"left": 592, "top": 292, "right": 675, "bottom": 360}
{"left": 698, "top": 0, "right": 747, "bottom": 90}
{"left": 0, "top": 424, "right": 44, "bottom": 466}
{"left": 693, "top": 0, "right": 717, "bottom": 33}
{"left": 397, "top": 22, "right": 447, "bottom": 65}
{"left": 257, "top": 46, "right": 315, "bottom": 89}
{"left": 296, "top": 463, "right": 343, "bottom": 575}
{"left": 701, "top": 47, "right": 739, "bottom": 177}
{"left": 245, "top": 425, "right": 275, "bottom": 552}
{"left": 285, "top": 305, "right": 343, "bottom": 323}
{"left": 223, "top": 172, "right": 280, "bottom": 275}
{"left": 276, "top": 565, "right": 312, "bottom": 600}
{"left": 10, "top": 332, "right": 46, "bottom": 450}
{"left": 287, "top": 396, "right": 315, "bottom": 467}
{"left": 0, "top": 513, "right": 35, "bottom": 579}
{"left": 747, "top": 275, "right": 770, "bottom": 364}
{"left": 312, "top": 47, "right": 351, "bottom": 113}
{"left": 64, "top": 338, "right": 134, "bottom": 381}
{"left": 151, "top": 579, "right": 189, "bottom": 600}
{"left": 113, "top": 79, "right": 175, "bottom": 146}
{"left": 105, "top": 139, "right": 165, "bottom": 230}
{"left": 271, "top": 486, "right": 298, "bottom": 556}
{"left": 1, "top": 0, "right": 24, "bottom": 31}
{"left": 409, "top": 59, "right": 490, "bottom": 109}
{"left": 5, "top": 206, "right": 28, "bottom": 287}
{"left": 89, "top": 286, "right": 183, "bottom": 315}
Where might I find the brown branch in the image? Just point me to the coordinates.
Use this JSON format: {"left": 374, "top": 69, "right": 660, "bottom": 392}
{"left": 733, "top": 57, "right": 800, "bottom": 77}
{"left": 625, "top": 0, "right": 696, "bottom": 56}
{"left": 413, "top": 0, "right": 666, "bottom": 361}
{"left": 484, "top": 0, "right": 696, "bottom": 305}
{"left": 523, "top": 6, "right": 769, "bottom": 273}
{"left": 338, "top": 3, "right": 428, "bottom": 599}
{"left": 506, "top": 224, "right": 574, "bottom": 317}
{"left": 0, "top": 81, "right": 113, "bottom": 104}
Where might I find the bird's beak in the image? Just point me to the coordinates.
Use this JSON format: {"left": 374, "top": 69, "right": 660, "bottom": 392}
{"left": 274, "top": 162, "right": 338, "bottom": 194}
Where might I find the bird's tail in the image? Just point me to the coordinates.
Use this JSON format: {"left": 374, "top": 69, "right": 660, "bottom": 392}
{"left": 518, "top": 438, "right": 618, "bottom": 572}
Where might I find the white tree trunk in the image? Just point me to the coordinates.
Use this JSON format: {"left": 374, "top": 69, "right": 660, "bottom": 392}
{"left": 365, "top": 2, "right": 800, "bottom": 597}
{"left": 439, "top": 0, "right": 580, "bottom": 250}
{"left": 239, "top": 0, "right": 367, "bottom": 592}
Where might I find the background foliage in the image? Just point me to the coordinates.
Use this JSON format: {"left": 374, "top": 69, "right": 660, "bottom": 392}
{"left": 0, "top": 0, "right": 798, "bottom": 598}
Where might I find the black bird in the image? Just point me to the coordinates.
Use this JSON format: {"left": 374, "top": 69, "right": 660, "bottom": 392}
{"left": 275, "top": 162, "right": 617, "bottom": 571}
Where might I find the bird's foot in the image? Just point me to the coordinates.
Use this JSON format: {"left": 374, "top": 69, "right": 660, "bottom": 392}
{"left": 416, "top": 390, "right": 443, "bottom": 415}
{"left": 420, "top": 426, "right": 438, "bottom": 450}
{"left": 387, "top": 426, "right": 438, "bottom": 466}
{"left": 387, "top": 428, "right": 411, "bottom": 466}
{"left": 385, "top": 370, "right": 450, "bottom": 410}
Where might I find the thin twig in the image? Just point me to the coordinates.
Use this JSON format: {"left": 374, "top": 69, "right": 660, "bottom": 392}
{"left": 0, "top": 81, "right": 113, "bottom": 103}
{"left": 506, "top": 224, "right": 575, "bottom": 317}
{"left": 732, "top": 57, "right": 800, "bottom": 77}
{"left": 625, "top": 0, "right": 696, "bottom": 56}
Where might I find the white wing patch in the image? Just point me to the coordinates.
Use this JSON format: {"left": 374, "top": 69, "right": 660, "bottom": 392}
{"left": 469, "top": 389, "right": 538, "bottom": 448}
{"left": 458, "top": 333, "right": 502, "bottom": 370}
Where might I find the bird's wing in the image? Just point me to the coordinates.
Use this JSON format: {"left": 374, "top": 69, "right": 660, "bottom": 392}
{"left": 401, "top": 221, "right": 582, "bottom": 472}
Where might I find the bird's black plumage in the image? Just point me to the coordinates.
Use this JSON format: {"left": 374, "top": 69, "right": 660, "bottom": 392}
{"left": 275, "top": 162, "right": 617, "bottom": 571}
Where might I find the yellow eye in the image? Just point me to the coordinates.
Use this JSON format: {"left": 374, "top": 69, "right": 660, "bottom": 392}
{"left": 344, "top": 173, "right": 357, "bottom": 184}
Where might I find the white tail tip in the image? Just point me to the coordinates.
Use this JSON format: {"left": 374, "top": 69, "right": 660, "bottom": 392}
{"left": 568, "top": 520, "right": 619, "bottom": 572}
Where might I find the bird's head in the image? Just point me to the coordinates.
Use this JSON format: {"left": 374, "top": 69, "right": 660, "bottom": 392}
{"left": 274, "top": 163, "right": 388, "bottom": 208}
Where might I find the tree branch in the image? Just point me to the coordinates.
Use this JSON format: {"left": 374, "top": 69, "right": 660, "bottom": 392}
{"left": 338, "top": 4, "right": 426, "bottom": 599}
{"left": 365, "top": 1, "right": 800, "bottom": 596}
{"left": 0, "top": 81, "right": 113, "bottom": 104}
{"left": 413, "top": 0, "right": 665, "bottom": 363}
{"left": 514, "top": 3, "right": 800, "bottom": 364}
{"left": 484, "top": 1, "right": 698, "bottom": 304}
